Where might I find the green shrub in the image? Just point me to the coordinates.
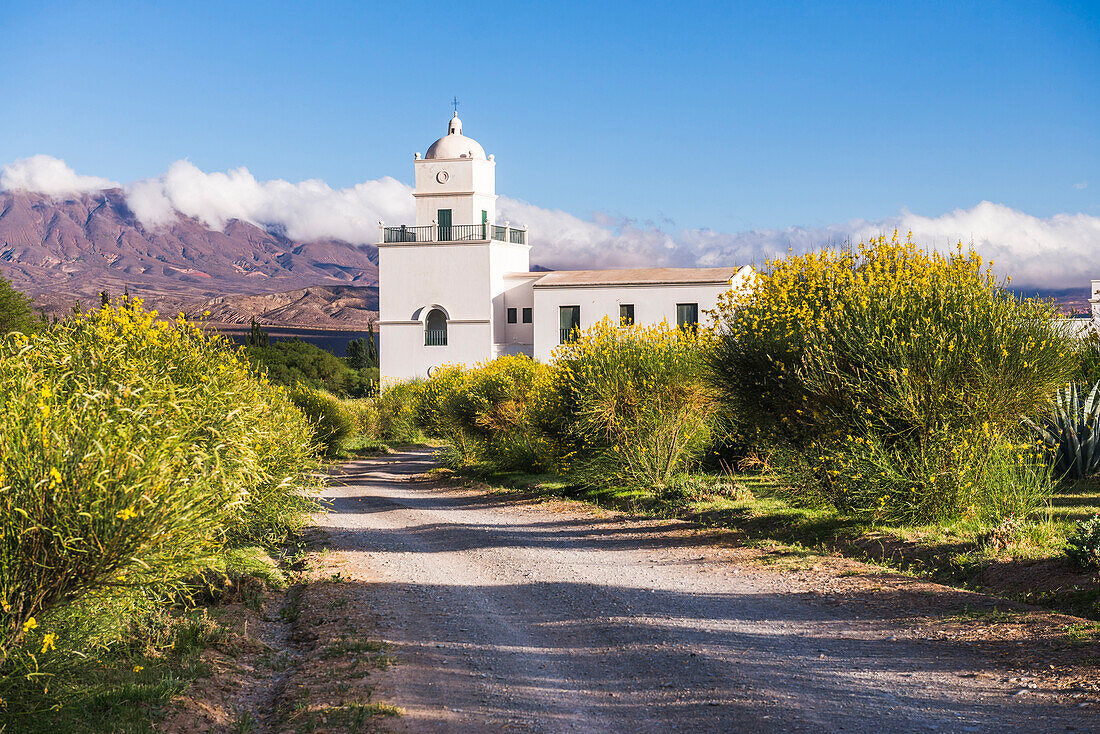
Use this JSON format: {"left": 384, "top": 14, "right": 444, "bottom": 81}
{"left": 247, "top": 339, "right": 376, "bottom": 397}
{"left": 287, "top": 385, "right": 355, "bottom": 455}
{"left": 340, "top": 397, "right": 379, "bottom": 437}
{"left": 376, "top": 381, "right": 426, "bottom": 443}
{"left": 709, "top": 233, "right": 1076, "bottom": 522}
{"left": 415, "top": 356, "right": 549, "bottom": 469}
{"left": 1065, "top": 515, "right": 1100, "bottom": 570}
{"left": 0, "top": 273, "right": 43, "bottom": 336}
{"left": 0, "top": 302, "right": 319, "bottom": 662}
{"left": 1075, "top": 332, "right": 1100, "bottom": 385}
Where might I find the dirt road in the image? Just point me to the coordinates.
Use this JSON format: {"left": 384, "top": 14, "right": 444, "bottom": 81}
{"left": 313, "top": 450, "right": 1099, "bottom": 733}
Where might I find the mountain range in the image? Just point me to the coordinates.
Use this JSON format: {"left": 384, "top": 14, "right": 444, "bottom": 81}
{"left": 0, "top": 189, "right": 1091, "bottom": 328}
{"left": 0, "top": 189, "right": 379, "bottom": 326}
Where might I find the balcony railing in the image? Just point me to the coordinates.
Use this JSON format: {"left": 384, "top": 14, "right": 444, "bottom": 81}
{"left": 559, "top": 328, "right": 580, "bottom": 344}
{"left": 425, "top": 329, "right": 448, "bottom": 346}
{"left": 382, "top": 223, "right": 526, "bottom": 245}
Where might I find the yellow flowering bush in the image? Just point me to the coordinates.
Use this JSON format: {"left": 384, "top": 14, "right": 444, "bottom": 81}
{"left": 415, "top": 356, "right": 550, "bottom": 468}
{"left": 709, "top": 232, "right": 1076, "bottom": 521}
{"left": 536, "top": 319, "right": 717, "bottom": 487}
{"left": 389, "top": 322, "right": 716, "bottom": 487}
{"left": 287, "top": 384, "right": 355, "bottom": 455}
{"left": 375, "top": 380, "right": 426, "bottom": 443}
{"left": 0, "top": 301, "right": 318, "bottom": 661}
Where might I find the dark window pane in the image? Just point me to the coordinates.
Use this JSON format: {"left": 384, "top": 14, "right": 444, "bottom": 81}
{"left": 425, "top": 308, "right": 448, "bottom": 346}
{"left": 522, "top": 307, "right": 532, "bottom": 323}
{"left": 559, "top": 305, "right": 580, "bottom": 343}
{"left": 676, "top": 303, "right": 698, "bottom": 333}
{"left": 619, "top": 303, "right": 634, "bottom": 325}
{"left": 507, "top": 308, "right": 517, "bottom": 323}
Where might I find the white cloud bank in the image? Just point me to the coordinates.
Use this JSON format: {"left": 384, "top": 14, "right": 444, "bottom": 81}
{"left": 0, "top": 155, "right": 118, "bottom": 196}
{"left": 2, "top": 155, "right": 1097, "bottom": 289}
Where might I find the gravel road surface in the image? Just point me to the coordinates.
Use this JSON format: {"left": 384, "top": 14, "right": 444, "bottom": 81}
{"left": 316, "top": 450, "right": 1097, "bottom": 733}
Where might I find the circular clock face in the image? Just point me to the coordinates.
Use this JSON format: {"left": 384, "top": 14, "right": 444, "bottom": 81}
{"left": 436, "top": 170, "right": 450, "bottom": 184}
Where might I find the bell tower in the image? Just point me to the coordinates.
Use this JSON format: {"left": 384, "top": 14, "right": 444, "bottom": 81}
{"left": 413, "top": 112, "right": 497, "bottom": 232}
{"left": 377, "top": 111, "right": 531, "bottom": 385}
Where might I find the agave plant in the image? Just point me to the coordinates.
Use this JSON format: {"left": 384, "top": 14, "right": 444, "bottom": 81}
{"left": 1024, "top": 381, "right": 1100, "bottom": 480}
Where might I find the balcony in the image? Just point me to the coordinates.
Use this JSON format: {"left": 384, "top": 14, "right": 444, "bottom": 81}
{"left": 382, "top": 223, "right": 527, "bottom": 245}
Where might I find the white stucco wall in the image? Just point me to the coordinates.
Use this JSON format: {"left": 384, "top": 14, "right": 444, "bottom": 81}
{"left": 490, "top": 246, "right": 533, "bottom": 345}
{"left": 380, "top": 321, "right": 492, "bottom": 381}
{"left": 498, "top": 274, "right": 539, "bottom": 353}
{"left": 531, "top": 270, "right": 752, "bottom": 361}
{"left": 379, "top": 242, "right": 493, "bottom": 383}
{"left": 378, "top": 239, "right": 533, "bottom": 383}
{"left": 413, "top": 157, "right": 497, "bottom": 227}
{"left": 1092, "top": 279, "right": 1100, "bottom": 322}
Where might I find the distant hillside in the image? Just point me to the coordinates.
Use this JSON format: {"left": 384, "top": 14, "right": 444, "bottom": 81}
{"left": 0, "top": 189, "right": 378, "bottom": 325}
{"left": 1010, "top": 287, "right": 1093, "bottom": 316}
{"left": 191, "top": 285, "right": 378, "bottom": 328}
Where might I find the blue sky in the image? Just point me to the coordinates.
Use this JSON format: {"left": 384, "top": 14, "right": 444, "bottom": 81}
{"left": 2, "top": 1, "right": 1097, "bottom": 237}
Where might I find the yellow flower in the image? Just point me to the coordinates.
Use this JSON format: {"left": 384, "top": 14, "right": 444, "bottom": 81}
{"left": 115, "top": 507, "right": 138, "bottom": 521}
{"left": 132, "top": 665, "right": 143, "bottom": 673}
{"left": 48, "top": 467, "right": 62, "bottom": 489}
{"left": 40, "top": 633, "right": 56, "bottom": 654}
{"left": 22, "top": 618, "right": 37, "bottom": 633}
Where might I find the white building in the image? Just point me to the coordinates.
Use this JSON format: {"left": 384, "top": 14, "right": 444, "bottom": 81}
{"left": 378, "top": 113, "right": 753, "bottom": 383}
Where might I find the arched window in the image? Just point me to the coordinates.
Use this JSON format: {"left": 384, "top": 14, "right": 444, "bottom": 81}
{"left": 425, "top": 308, "right": 448, "bottom": 346}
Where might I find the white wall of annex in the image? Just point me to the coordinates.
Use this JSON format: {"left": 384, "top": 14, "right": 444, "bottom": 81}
{"left": 499, "top": 276, "right": 538, "bottom": 347}
{"left": 531, "top": 281, "right": 735, "bottom": 361}
{"left": 488, "top": 243, "right": 532, "bottom": 343}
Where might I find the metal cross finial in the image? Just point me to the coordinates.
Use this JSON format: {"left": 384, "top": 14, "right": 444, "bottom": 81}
{"left": 452, "top": 96, "right": 459, "bottom": 115}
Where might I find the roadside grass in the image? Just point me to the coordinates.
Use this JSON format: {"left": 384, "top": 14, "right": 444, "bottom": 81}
{"left": 294, "top": 701, "right": 401, "bottom": 733}
{"left": 0, "top": 549, "right": 291, "bottom": 733}
{"left": 450, "top": 462, "right": 1100, "bottom": 619}
{"left": 331, "top": 433, "right": 391, "bottom": 459}
{"left": 0, "top": 608, "right": 221, "bottom": 733}
{"left": 332, "top": 434, "right": 448, "bottom": 461}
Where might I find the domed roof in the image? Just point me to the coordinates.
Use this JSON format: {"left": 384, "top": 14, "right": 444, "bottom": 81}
{"left": 424, "top": 113, "right": 487, "bottom": 160}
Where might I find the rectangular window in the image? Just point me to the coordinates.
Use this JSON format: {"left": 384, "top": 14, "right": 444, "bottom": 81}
{"left": 559, "top": 305, "right": 580, "bottom": 343}
{"left": 507, "top": 307, "right": 517, "bottom": 324}
{"left": 676, "top": 303, "right": 699, "bottom": 333}
{"left": 619, "top": 303, "right": 635, "bottom": 326}
{"left": 521, "top": 307, "right": 532, "bottom": 324}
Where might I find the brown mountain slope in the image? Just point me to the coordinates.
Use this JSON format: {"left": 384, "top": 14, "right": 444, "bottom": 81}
{"left": 190, "top": 285, "right": 378, "bottom": 328}
{"left": 0, "top": 189, "right": 378, "bottom": 324}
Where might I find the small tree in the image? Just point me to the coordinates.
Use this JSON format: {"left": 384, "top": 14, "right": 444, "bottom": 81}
{"left": 247, "top": 316, "right": 269, "bottom": 347}
{"left": 0, "top": 273, "right": 43, "bottom": 335}
{"left": 367, "top": 320, "right": 379, "bottom": 367}
{"left": 347, "top": 338, "right": 369, "bottom": 369}
{"left": 347, "top": 326, "right": 379, "bottom": 370}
